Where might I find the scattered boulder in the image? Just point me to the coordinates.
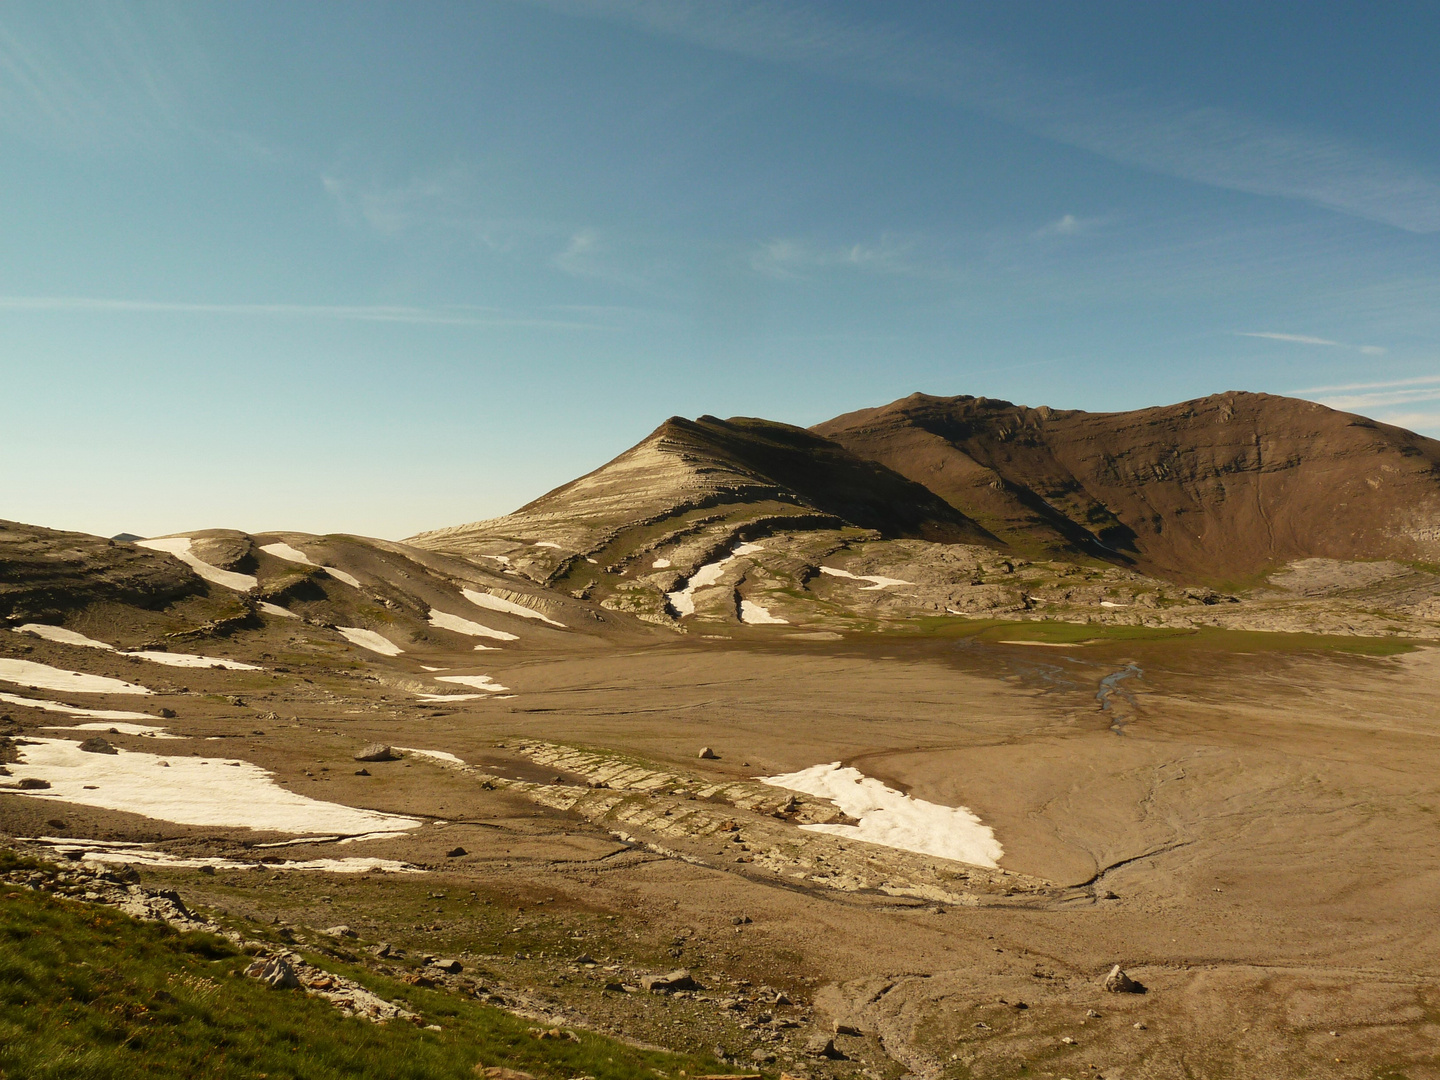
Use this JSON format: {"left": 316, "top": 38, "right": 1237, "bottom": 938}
{"left": 445, "top": 846, "right": 467, "bottom": 858}
{"left": 833, "top": 1021, "right": 864, "bottom": 1036}
{"left": 245, "top": 956, "right": 300, "bottom": 990}
{"left": 354, "top": 768, "right": 370, "bottom": 776}
{"left": 354, "top": 743, "right": 400, "bottom": 762}
{"left": 698, "top": 747, "right": 719, "bottom": 759}
{"left": 1102, "top": 964, "right": 1145, "bottom": 993}
{"left": 804, "top": 1035, "right": 845, "bottom": 1059}
{"left": 17, "top": 778, "right": 50, "bottom": 790}
{"left": 430, "top": 958, "right": 463, "bottom": 974}
{"left": 324, "top": 925, "right": 358, "bottom": 939}
{"left": 77, "top": 737, "right": 117, "bottom": 755}
{"left": 641, "top": 969, "right": 699, "bottom": 993}
{"left": 158, "top": 708, "right": 177, "bottom": 719}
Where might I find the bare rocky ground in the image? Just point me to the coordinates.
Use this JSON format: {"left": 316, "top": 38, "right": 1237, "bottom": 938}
{"left": 2, "top": 521, "right": 1439, "bottom": 1079}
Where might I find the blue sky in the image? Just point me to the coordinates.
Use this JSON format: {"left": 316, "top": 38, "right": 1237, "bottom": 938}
{"left": 5, "top": 1, "right": 1440, "bottom": 539}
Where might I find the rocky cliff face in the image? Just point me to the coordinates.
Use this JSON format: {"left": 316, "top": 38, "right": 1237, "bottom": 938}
{"left": 815, "top": 392, "right": 1440, "bottom": 582}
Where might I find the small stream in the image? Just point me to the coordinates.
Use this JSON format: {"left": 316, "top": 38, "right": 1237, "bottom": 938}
{"left": 1096, "top": 664, "right": 1143, "bottom": 734}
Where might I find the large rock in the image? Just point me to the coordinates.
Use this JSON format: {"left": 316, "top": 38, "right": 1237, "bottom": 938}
{"left": 1102, "top": 964, "right": 1145, "bottom": 993}
{"left": 640, "top": 968, "right": 699, "bottom": 993}
{"left": 245, "top": 956, "right": 300, "bottom": 990}
{"left": 354, "top": 743, "right": 401, "bottom": 762}
{"left": 77, "top": 737, "right": 117, "bottom": 755}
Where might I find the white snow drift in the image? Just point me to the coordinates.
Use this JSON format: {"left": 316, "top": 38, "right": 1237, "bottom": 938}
{"left": 0, "top": 692, "right": 157, "bottom": 721}
{"left": 461, "top": 588, "right": 565, "bottom": 628}
{"left": 136, "top": 537, "right": 258, "bottom": 591}
{"left": 259, "top": 542, "right": 362, "bottom": 588}
{"left": 4, "top": 737, "right": 421, "bottom": 835}
{"left": 336, "top": 627, "right": 403, "bottom": 656}
{"left": 14, "top": 624, "right": 260, "bottom": 670}
{"left": 666, "top": 542, "right": 765, "bottom": 617}
{"left": 428, "top": 609, "right": 518, "bottom": 642}
{"left": 818, "top": 566, "right": 913, "bottom": 590}
{"left": 434, "top": 674, "right": 510, "bottom": 693}
{"left": 738, "top": 599, "right": 788, "bottom": 625}
{"left": 45, "top": 721, "right": 182, "bottom": 739}
{"left": 0, "top": 659, "right": 152, "bottom": 696}
{"left": 760, "top": 762, "right": 1003, "bottom": 869}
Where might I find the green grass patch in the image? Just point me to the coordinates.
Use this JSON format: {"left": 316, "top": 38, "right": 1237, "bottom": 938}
{"left": 0, "top": 855, "right": 725, "bottom": 1080}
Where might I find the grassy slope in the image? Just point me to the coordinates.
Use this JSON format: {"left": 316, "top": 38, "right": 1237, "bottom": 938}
{"left": 0, "top": 854, "right": 722, "bottom": 1080}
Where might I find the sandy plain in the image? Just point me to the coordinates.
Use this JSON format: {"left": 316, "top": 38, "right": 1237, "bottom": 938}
{"left": 3, "top": 613, "right": 1438, "bottom": 1080}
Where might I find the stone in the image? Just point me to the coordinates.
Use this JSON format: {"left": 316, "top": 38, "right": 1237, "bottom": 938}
{"left": 354, "top": 743, "right": 400, "bottom": 762}
{"left": 750, "top": 1049, "right": 777, "bottom": 1063}
{"left": 17, "top": 778, "right": 50, "bottom": 790}
{"left": 1102, "top": 964, "right": 1145, "bottom": 993}
{"left": 158, "top": 708, "right": 177, "bottom": 719}
{"left": 833, "top": 1022, "right": 864, "bottom": 1036}
{"left": 475, "top": 1069, "right": 537, "bottom": 1080}
{"left": 324, "top": 925, "right": 358, "bottom": 939}
{"left": 354, "top": 768, "right": 370, "bottom": 776}
{"left": 445, "top": 846, "right": 468, "bottom": 858}
{"left": 431, "top": 958, "right": 463, "bottom": 974}
{"left": 245, "top": 956, "right": 300, "bottom": 990}
{"left": 804, "top": 1035, "right": 845, "bottom": 1059}
{"left": 77, "top": 737, "right": 117, "bottom": 755}
{"left": 698, "top": 746, "right": 719, "bottom": 759}
{"left": 641, "top": 968, "right": 699, "bottom": 993}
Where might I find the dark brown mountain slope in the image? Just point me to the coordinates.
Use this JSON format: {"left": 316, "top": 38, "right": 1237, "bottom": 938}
{"left": 814, "top": 391, "right": 1440, "bottom": 582}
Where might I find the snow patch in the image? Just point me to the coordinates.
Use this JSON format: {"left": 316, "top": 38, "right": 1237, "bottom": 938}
{"left": 136, "top": 537, "right": 257, "bottom": 591}
{"left": 0, "top": 692, "right": 158, "bottom": 721}
{"left": 21, "top": 839, "right": 418, "bottom": 874}
{"left": 666, "top": 542, "right": 766, "bottom": 618}
{"left": 0, "top": 659, "right": 152, "bottom": 696}
{"left": 461, "top": 589, "right": 565, "bottom": 628}
{"left": 13, "top": 624, "right": 261, "bottom": 670}
{"left": 434, "top": 674, "right": 510, "bottom": 693}
{"left": 259, "top": 601, "right": 299, "bottom": 619}
{"left": 14, "top": 624, "right": 114, "bottom": 650}
{"left": 4, "top": 737, "right": 420, "bottom": 835}
{"left": 123, "top": 651, "right": 261, "bottom": 671}
{"left": 739, "top": 599, "right": 788, "bottom": 625}
{"left": 652, "top": 558, "right": 672, "bottom": 569}
{"left": 760, "top": 762, "right": 1002, "bottom": 869}
{"left": 395, "top": 746, "right": 466, "bottom": 766}
{"left": 336, "top": 627, "right": 403, "bottom": 656}
{"left": 818, "top": 566, "right": 913, "bottom": 590}
{"left": 428, "top": 609, "right": 519, "bottom": 641}
{"left": 43, "top": 722, "right": 182, "bottom": 739}
{"left": 259, "top": 542, "right": 361, "bottom": 588}
{"left": 413, "top": 693, "right": 487, "bottom": 702}
{"left": 533, "top": 541, "right": 563, "bottom": 550}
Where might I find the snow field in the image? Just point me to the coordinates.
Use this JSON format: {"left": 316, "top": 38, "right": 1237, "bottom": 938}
{"left": 760, "top": 762, "right": 1003, "bottom": 869}
{"left": 461, "top": 588, "right": 565, "bottom": 628}
{"left": 818, "top": 566, "right": 913, "bottom": 590}
{"left": 336, "top": 627, "right": 403, "bottom": 656}
{"left": 428, "top": 609, "right": 518, "bottom": 641}
{"left": 136, "top": 537, "right": 258, "bottom": 591}
{"left": 434, "top": 674, "right": 510, "bottom": 693}
{"left": 0, "top": 659, "right": 152, "bottom": 695}
{"left": 0, "top": 692, "right": 158, "bottom": 721}
{"left": 666, "top": 542, "right": 766, "bottom": 617}
{"left": 738, "top": 599, "right": 788, "bottom": 625}
{"left": 259, "top": 542, "right": 362, "bottom": 588}
{"left": 4, "top": 737, "right": 421, "bottom": 835}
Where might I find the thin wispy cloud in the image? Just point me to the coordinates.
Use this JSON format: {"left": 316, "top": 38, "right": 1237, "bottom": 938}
{"left": 1290, "top": 374, "right": 1440, "bottom": 431}
{"left": 0, "top": 2, "right": 199, "bottom": 149}
{"left": 1032, "top": 213, "right": 1107, "bottom": 239}
{"left": 750, "top": 234, "right": 923, "bottom": 279}
{"left": 1239, "top": 331, "right": 1386, "bottom": 355}
{"left": 0, "top": 295, "right": 610, "bottom": 330}
{"left": 528, "top": 0, "right": 1440, "bottom": 233}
